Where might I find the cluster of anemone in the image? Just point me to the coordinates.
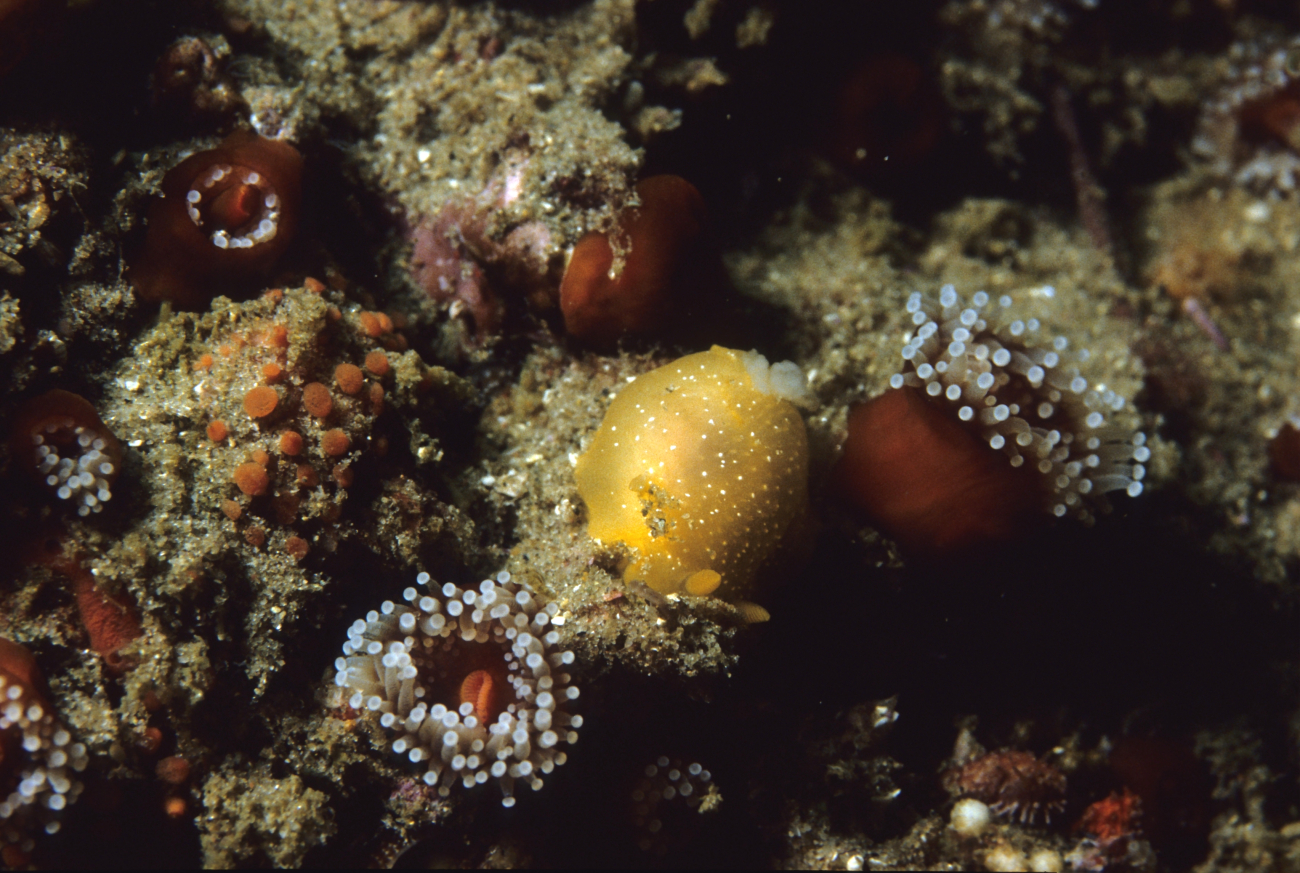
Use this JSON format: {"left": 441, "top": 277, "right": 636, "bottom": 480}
{"left": 887, "top": 285, "right": 1148, "bottom": 522}
{"left": 32, "top": 425, "right": 116, "bottom": 516}
{"left": 131, "top": 130, "right": 302, "bottom": 309}
{"left": 12, "top": 390, "right": 123, "bottom": 518}
{"left": 334, "top": 571, "right": 580, "bottom": 808}
{"left": 630, "top": 756, "right": 715, "bottom": 853}
{"left": 0, "top": 648, "right": 88, "bottom": 854}
{"left": 1191, "top": 33, "right": 1300, "bottom": 193}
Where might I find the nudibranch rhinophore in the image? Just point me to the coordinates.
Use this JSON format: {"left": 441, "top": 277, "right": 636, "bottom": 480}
{"left": 575, "top": 346, "right": 812, "bottom": 599}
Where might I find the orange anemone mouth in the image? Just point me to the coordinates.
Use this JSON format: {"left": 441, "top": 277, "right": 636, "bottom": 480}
{"left": 459, "top": 669, "right": 500, "bottom": 725}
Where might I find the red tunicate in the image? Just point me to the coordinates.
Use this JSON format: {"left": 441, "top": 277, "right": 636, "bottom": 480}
{"left": 1108, "top": 736, "right": 1210, "bottom": 866}
{"left": 1270, "top": 422, "right": 1300, "bottom": 482}
{"left": 0, "top": 0, "right": 61, "bottom": 78}
{"left": 24, "top": 547, "right": 141, "bottom": 673}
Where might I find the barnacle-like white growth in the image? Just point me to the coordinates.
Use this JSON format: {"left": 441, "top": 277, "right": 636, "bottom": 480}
{"left": 0, "top": 671, "right": 88, "bottom": 853}
{"left": 888, "top": 285, "right": 1149, "bottom": 522}
{"left": 334, "top": 571, "right": 580, "bottom": 808}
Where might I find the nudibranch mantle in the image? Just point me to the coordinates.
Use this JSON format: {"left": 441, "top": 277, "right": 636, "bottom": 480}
{"left": 575, "top": 346, "right": 811, "bottom": 598}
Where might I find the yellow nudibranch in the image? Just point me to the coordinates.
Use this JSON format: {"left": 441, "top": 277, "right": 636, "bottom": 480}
{"left": 575, "top": 346, "right": 812, "bottom": 598}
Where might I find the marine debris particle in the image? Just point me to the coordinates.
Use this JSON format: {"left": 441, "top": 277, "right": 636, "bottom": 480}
{"left": 835, "top": 285, "right": 1148, "bottom": 556}
{"left": 334, "top": 570, "right": 581, "bottom": 808}
{"left": 575, "top": 346, "right": 812, "bottom": 598}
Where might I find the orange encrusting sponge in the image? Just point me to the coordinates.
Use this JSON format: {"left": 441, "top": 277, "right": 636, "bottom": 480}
{"left": 575, "top": 346, "right": 809, "bottom": 598}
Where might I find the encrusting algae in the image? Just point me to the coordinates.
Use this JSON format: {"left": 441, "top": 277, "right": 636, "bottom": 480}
{"left": 575, "top": 346, "right": 812, "bottom": 599}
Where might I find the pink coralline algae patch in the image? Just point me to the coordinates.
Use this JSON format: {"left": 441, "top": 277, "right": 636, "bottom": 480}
{"left": 408, "top": 200, "right": 504, "bottom": 340}
{"left": 407, "top": 148, "right": 555, "bottom": 341}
